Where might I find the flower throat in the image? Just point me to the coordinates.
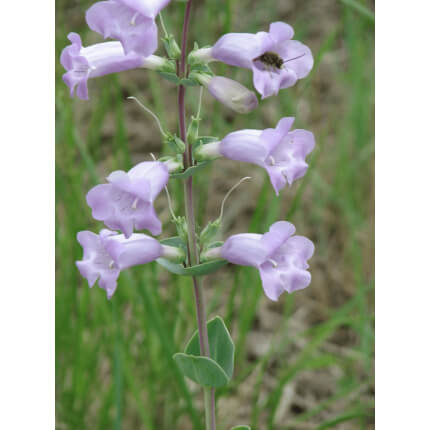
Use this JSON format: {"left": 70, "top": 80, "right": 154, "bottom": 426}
{"left": 255, "top": 51, "right": 284, "bottom": 69}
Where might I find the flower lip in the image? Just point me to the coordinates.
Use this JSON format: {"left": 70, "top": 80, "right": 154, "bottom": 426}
{"left": 86, "top": 161, "right": 168, "bottom": 237}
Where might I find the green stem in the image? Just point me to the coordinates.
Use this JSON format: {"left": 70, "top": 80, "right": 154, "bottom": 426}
{"left": 177, "top": 1, "right": 216, "bottom": 429}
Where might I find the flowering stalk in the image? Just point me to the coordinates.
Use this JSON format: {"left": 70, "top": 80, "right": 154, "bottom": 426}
{"left": 177, "top": 1, "right": 216, "bottom": 429}
{"left": 62, "top": 1, "right": 316, "bottom": 428}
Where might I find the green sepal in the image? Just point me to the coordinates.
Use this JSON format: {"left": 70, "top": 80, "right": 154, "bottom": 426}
{"left": 190, "top": 62, "right": 214, "bottom": 75}
{"left": 162, "top": 34, "right": 181, "bottom": 60}
{"left": 158, "top": 59, "right": 177, "bottom": 74}
{"left": 169, "top": 161, "right": 211, "bottom": 180}
{"left": 158, "top": 71, "right": 181, "bottom": 85}
{"left": 185, "top": 316, "right": 235, "bottom": 380}
{"left": 231, "top": 426, "right": 251, "bottom": 430}
{"left": 156, "top": 257, "right": 227, "bottom": 277}
{"left": 164, "top": 133, "right": 186, "bottom": 154}
{"left": 173, "top": 353, "right": 229, "bottom": 388}
{"left": 187, "top": 115, "right": 200, "bottom": 146}
{"left": 200, "top": 218, "right": 221, "bottom": 249}
{"left": 171, "top": 219, "right": 188, "bottom": 245}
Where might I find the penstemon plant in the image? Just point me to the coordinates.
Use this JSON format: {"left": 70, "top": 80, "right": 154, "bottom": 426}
{"left": 61, "top": 1, "right": 315, "bottom": 429}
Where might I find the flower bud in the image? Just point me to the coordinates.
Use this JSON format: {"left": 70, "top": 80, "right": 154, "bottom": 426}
{"left": 188, "top": 47, "right": 214, "bottom": 65}
{"left": 142, "top": 55, "right": 176, "bottom": 74}
{"left": 194, "top": 74, "right": 258, "bottom": 114}
{"left": 194, "top": 141, "right": 222, "bottom": 162}
{"left": 161, "top": 156, "right": 184, "bottom": 173}
{"left": 200, "top": 246, "right": 223, "bottom": 263}
{"left": 160, "top": 244, "right": 186, "bottom": 263}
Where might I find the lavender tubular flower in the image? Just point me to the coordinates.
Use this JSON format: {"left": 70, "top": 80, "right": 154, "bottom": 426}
{"left": 60, "top": 33, "right": 145, "bottom": 100}
{"left": 76, "top": 229, "right": 182, "bottom": 299}
{"left": 86, "top": 161, "right": 169, "bottom": 238}
{"left": 195, "top": 22, "right": 313, "bottom": 99}
{"left": 86, "top": 0, "right": 171, "bottom": 56}
{"left": 195, "top": 75, "right": 258, "bottom": 113}
{"left": 196, "top": 117, "right": 315, "bottom": 195}
{"left": 220, "top": 221, "right": 314, "bottom": 301}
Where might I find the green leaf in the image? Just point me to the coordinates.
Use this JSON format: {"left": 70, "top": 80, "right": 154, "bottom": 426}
{"left": 231, "top": 426, "right": 251, "bottom": 430}
{"left": 170, "top": 161, "right": 211, "bottom": 179}
{"left": 180, "top": 78, "right": 199, "bottom": 87}
{"left": 158, "top": 72, "right": 181, "bottom": 84}
{"left": 159, "top": 236, "right": 187, "bottom": 251}
{"left": 156, "top": 258, "right": 227, "bottom": 277}
{"left": 173, "top": 353, "right": 229, "bottom": 388}
{"left": 185, "top": 316, "right": 234, "bottom": 379}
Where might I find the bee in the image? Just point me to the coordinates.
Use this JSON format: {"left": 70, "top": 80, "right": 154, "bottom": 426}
{"left": 254, "top": 51, "right": 284, "bottom": 70}
{"left": 254, "top": 52, "right": 307, "bottom": 72}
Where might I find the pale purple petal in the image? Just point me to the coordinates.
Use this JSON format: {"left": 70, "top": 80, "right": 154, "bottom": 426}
{"left": 60, "top": 33, "right": 84, "bottom": 70}
{"left": 259, "top": 128, "right": 284, "bottom": 155}
{"left": 220, "top": 130, "right": 267, "bottom": 165}
{"left": 60, "top": 32, "right": 143, "bottom": 100}
{"left": 265, "top": 165, "right": 288, "bottom": 195}
{"left": 98, "top": 272, "right": 120, "bottom": 299}
{"left": 211, "top": 33, "right": 264, "bottom": 69}
{"left": 128, "top": 161, "right": 169, "bottom": 200}
{"left": 120, "top": 0, "right": 171, "bottom": 18}
{"left": 86, "top": 1, "right": 158, "bottom": 56}
{"left": 279, "top": 236, "right": 315, "bottom": 267}
{"left": 277, "top": 40, "right": 314, "bottom": 79}
{"left": 86, "top": 161, "right": 167, "bottom": 237}
{"left": 275, "top": 117, "right": 295, "bottom": 136}
{"left": 104, "top": 232, "right": 162, "bottom": 269}
{"left": 252, "top": 65, "right": 297, "bottom": 99}
{"left": 258, "top": 264, "right": 287, "bottom": 301}
{"left": 77, "top": 231, "right": 99, "bottom": 256}
{"left": 207, "top": 76, "right": 258, "bottom": 113}
{"left": 76, "top": 260, "right": 100, "bottom": 288}
{"left": 75, "top": 229, "right": 121, "bottom": 297}
{"left": 134, "top": 202, "right": 162, "bottom": 236}
{"left": 259, "top": 263, "right": 311, "bottom": 299}
{"left": 269, "top": 22, "right": 294, "bottom": 44}
{"left": 261, "top": 221, "right": 296, "bottom": 255}
{"left": 86, "top": 184, "right": 115, "bottom": 221}
{"left": 269, "top": 129, "right": 315, "bottom": 186}
{"left": 76, "top": 229, "right": 164, "bottom": 298}
{"left": 107, "top": 170, "right": 152, "bottom": 202}
{"left": 221, "top": 222, "right": 314, "bottom": 301}
{"left": 217, "top": 117, "right": 313, "bottom": 195}
{"left": 221, "top": 233, "right": 267, "bottom": 267}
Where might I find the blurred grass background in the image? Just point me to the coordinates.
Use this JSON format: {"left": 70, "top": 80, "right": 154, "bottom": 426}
{"left": 55, "top": 0, "right": 374, "bottom": 429}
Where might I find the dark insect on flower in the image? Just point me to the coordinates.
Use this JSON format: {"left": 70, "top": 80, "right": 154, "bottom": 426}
{"left": 254, "top": 51, "right": 284, "bottom": 69}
